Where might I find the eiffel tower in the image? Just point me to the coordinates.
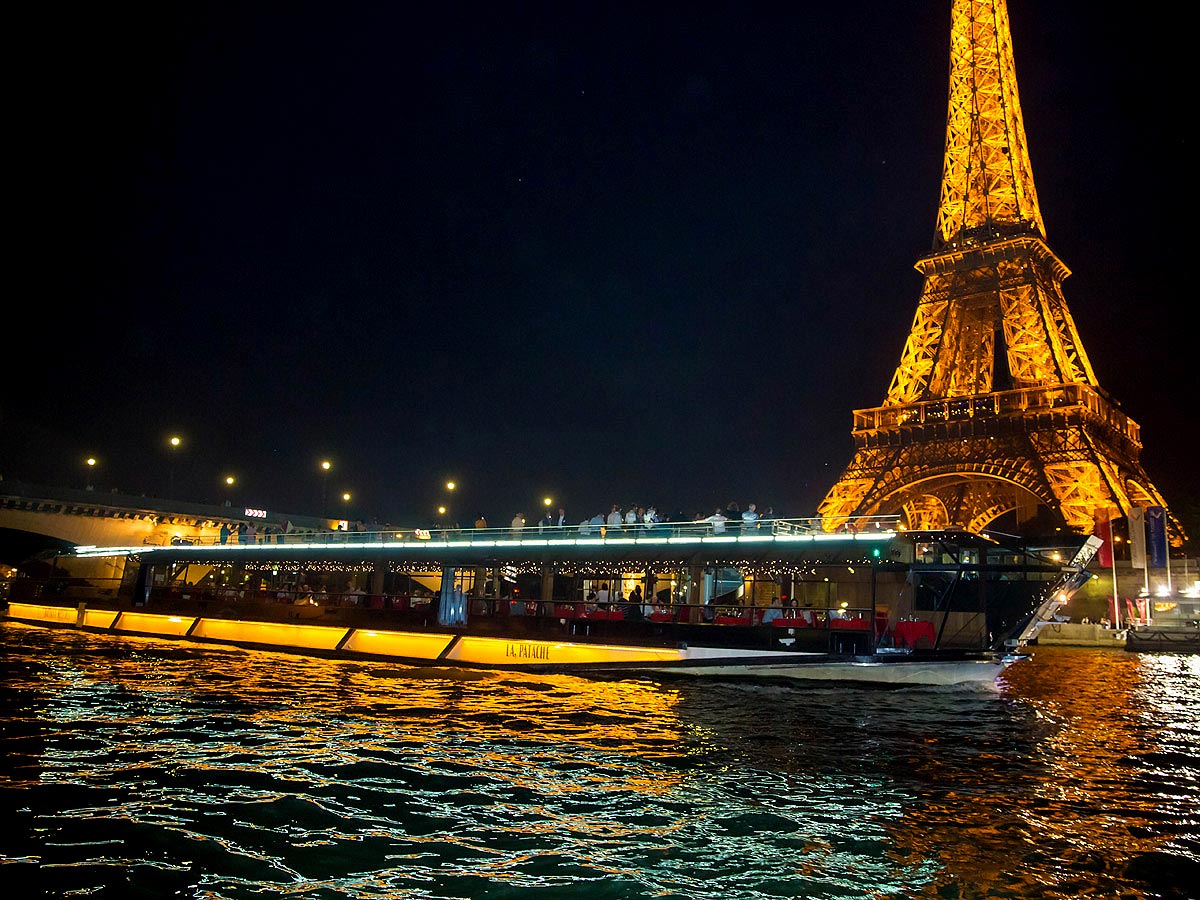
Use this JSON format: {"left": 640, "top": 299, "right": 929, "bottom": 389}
{"left": 818, "top": 0, "right": 1179, "bottom": 540}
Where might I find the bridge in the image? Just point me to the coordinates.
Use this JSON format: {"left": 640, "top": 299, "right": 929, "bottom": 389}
{"left": 0, "top": 479, "right": 331, "bottom": 569}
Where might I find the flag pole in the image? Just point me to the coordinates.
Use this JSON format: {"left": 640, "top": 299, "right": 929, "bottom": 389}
{"left": 1111, "top": 546, "right": 1121, "bottom": 629}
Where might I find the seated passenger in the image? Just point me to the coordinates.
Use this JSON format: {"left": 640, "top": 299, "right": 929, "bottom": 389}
{"left": 761, "top": 596, "right": 784, "bottom": 624}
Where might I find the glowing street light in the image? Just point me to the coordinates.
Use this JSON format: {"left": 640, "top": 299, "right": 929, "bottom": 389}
{"left": 167, "top": 435, "right": 183, "bottom": 497}
{"left": 320, "top": 460, "right": 332, "bottom": 515}
{"left": 85, "top": 457, "right": 97, "bottom": 491}
{"left": 543, "top": 496, "right": 553, "bottom": 507}
{"left": 446, "top": 481, "right": 457, "bottom": 492}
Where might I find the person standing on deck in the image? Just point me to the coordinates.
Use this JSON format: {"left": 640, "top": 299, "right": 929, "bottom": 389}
{"left": 607, "top": 505, "right": 623, "bottom": 533}
{"left": 626, "top": 584, "right": 644, "bottom": 620}
{"left": 510, "top": 513, "right": 525, "bottom": 536}
{"left": 705, "top": 509, "right": 728, "bottom": 534}
{"left": 742, "top": 503, "right": 760, "bottom": 531}
{"left": 556, "top": 507, "right": 567, "bottom": 527}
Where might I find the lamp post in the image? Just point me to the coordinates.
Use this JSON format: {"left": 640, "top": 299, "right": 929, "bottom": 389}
{"left": 167, "top": 436, "right": 182, "bottom": 497}
{"left": 442, "top": 479, "right": 457, "bottom": 528}
{"left": 342, "top": 492, "right": 352, "bottom": 526}
{"left": 85, "top": 457, "right": 97, "bottom": 491}
{"left": 223, "top": 475, "right": 235, "bottom": 508}
{"left": 320, "top": 460, "right": 332, "bottom": 516}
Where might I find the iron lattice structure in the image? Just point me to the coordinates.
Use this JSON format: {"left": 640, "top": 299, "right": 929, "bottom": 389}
{"left": 818, "top": 0, "right": 1179, "bottom": 540}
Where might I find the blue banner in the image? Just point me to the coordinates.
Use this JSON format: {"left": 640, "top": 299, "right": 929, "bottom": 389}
{"left": 1146, "top": 506, "right": 1167, "bottom": 569}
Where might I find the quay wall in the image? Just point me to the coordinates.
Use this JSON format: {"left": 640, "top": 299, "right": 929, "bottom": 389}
{"left": 1034, "top": 622, "right": 1126, "bottom": 648}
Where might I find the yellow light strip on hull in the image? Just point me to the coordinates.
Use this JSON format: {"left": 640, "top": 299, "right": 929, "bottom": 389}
{"left": 190, "top": 619, "right": 349, "bottom": 650}
{"left": 7, "top": 603, "right": 121, "bottom": 629}
{"left": 114, "top": 612, "right": 198, "bottom": 637}
{"left": 443, "top": 635, "right": 686, "bottom": 667}
{"left": 341, "top": 629, "right": 453, "bottom": 660}
{"left": 5, "top": 604, "right": 717, "bottom": 670}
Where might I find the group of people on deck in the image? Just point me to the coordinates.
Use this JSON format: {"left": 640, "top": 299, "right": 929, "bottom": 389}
{"left": 499, "top": 501, "right": 777, "bottom": 538}
{"left": 694, "top": 502, "right": 773, "bottom": 534}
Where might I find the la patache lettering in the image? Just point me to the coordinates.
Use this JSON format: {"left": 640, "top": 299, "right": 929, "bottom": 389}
{"left": 505, "top": 642, "right": 550, "bottom": 661}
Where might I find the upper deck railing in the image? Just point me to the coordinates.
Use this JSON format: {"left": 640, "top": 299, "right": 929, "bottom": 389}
{"left": 72, "top": 515, "right": 903, "bottom": 556}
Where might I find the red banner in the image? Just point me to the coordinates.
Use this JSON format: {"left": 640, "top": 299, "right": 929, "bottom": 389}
{"left": 1093, "top": 510, "right": 1113, "bottom": 568}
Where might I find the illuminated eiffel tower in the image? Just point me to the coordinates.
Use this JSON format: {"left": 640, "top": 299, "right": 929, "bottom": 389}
{"left": 818, "top": 0, "right": 1179, "bottom": 539}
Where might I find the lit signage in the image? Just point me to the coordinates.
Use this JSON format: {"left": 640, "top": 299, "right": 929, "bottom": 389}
{"left": 414, "top": 529, "right": 431, "bottom": 540}
{"left": 244, "top": 508, "right": 267, "bottom": 518}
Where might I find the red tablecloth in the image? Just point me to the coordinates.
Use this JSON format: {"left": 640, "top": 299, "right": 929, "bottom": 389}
{"left": 771, "top": 616, "right": 816, "bottom": 628}
{"left": 581, "top": 609, "right": 624, "bottom": 620}
{"left": 830, "top": 617, "right": 870, "bottom": 630}
{"left": 894, "top": 619, "right": 936, "bottom": 647}
{"left": 714, "top": 615, "right": 753, "bottom": 626}
{"left": 648, "top": 612, "right": 674, "bottom": 623}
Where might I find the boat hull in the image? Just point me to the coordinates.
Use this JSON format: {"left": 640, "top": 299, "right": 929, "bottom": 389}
{"left": 639, "top": 657, "right": 1014, "bottom": 686}
{"left": 3, "top": 601, "right": 1010, "bottom": 687}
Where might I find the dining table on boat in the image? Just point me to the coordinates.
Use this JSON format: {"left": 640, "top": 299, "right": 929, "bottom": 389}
{"left": 893, "top": 618, "right": 936, "bottom": 647}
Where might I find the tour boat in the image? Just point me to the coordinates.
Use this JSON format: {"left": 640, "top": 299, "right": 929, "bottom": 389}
{"left": 2, "top": 520, "right": 1099, "bottom": 688}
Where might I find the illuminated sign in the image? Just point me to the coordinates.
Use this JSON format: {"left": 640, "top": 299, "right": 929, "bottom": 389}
{"left": 414, "top": 529, "right": 431, "bottom": 540}
{"left": 505, "top": 642, "right": 551, "bottom": 661}
{"left": 244, "top": 508, "right": 267, "bottom": 518}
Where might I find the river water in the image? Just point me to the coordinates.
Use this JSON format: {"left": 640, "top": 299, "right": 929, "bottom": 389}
{"left": 1, "top": 623, "right": 1197, "bottom": 900}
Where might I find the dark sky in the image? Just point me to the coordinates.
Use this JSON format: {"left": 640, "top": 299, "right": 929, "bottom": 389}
{"left": 5, "top": 2, "right": 1191, "bottom": 526}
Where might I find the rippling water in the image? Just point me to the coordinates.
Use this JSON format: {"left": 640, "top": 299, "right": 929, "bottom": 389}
{"left": 1, "top": 623, "right": 1197, "bottom": 899}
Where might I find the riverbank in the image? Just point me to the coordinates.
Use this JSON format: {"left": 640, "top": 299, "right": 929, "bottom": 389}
{"left": 1034, "top": 621, "right": 1127, "bottom": 648}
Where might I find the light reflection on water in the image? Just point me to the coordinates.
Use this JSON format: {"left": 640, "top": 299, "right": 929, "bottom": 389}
{"left": 1, "top": 623, "right": 1197, "bottom": 899}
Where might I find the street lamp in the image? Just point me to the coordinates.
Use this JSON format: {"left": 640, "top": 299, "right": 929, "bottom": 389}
{"left": 320, "top": 460, "right": 332, "bottom": 516}
{"left": 85, "top": 457, "right": 97, "bottom": 491}
{"left": 223, "top": 475, "right": 235, "bottom": 507}
{"left": 167, "top": 435, "right": 182, "bottom": 497}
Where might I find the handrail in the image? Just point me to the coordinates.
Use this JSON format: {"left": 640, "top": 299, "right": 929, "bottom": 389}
{"left": 72, "top": 515, "right": 903, "bottom": 552}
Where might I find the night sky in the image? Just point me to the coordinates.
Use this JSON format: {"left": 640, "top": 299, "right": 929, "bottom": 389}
{"left": 5, "top": 2, "right": 1191, "bottom": 528}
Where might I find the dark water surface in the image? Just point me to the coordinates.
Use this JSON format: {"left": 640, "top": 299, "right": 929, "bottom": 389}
{"left": 1, "top": 623, "right": 1197, "bottom": 900}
